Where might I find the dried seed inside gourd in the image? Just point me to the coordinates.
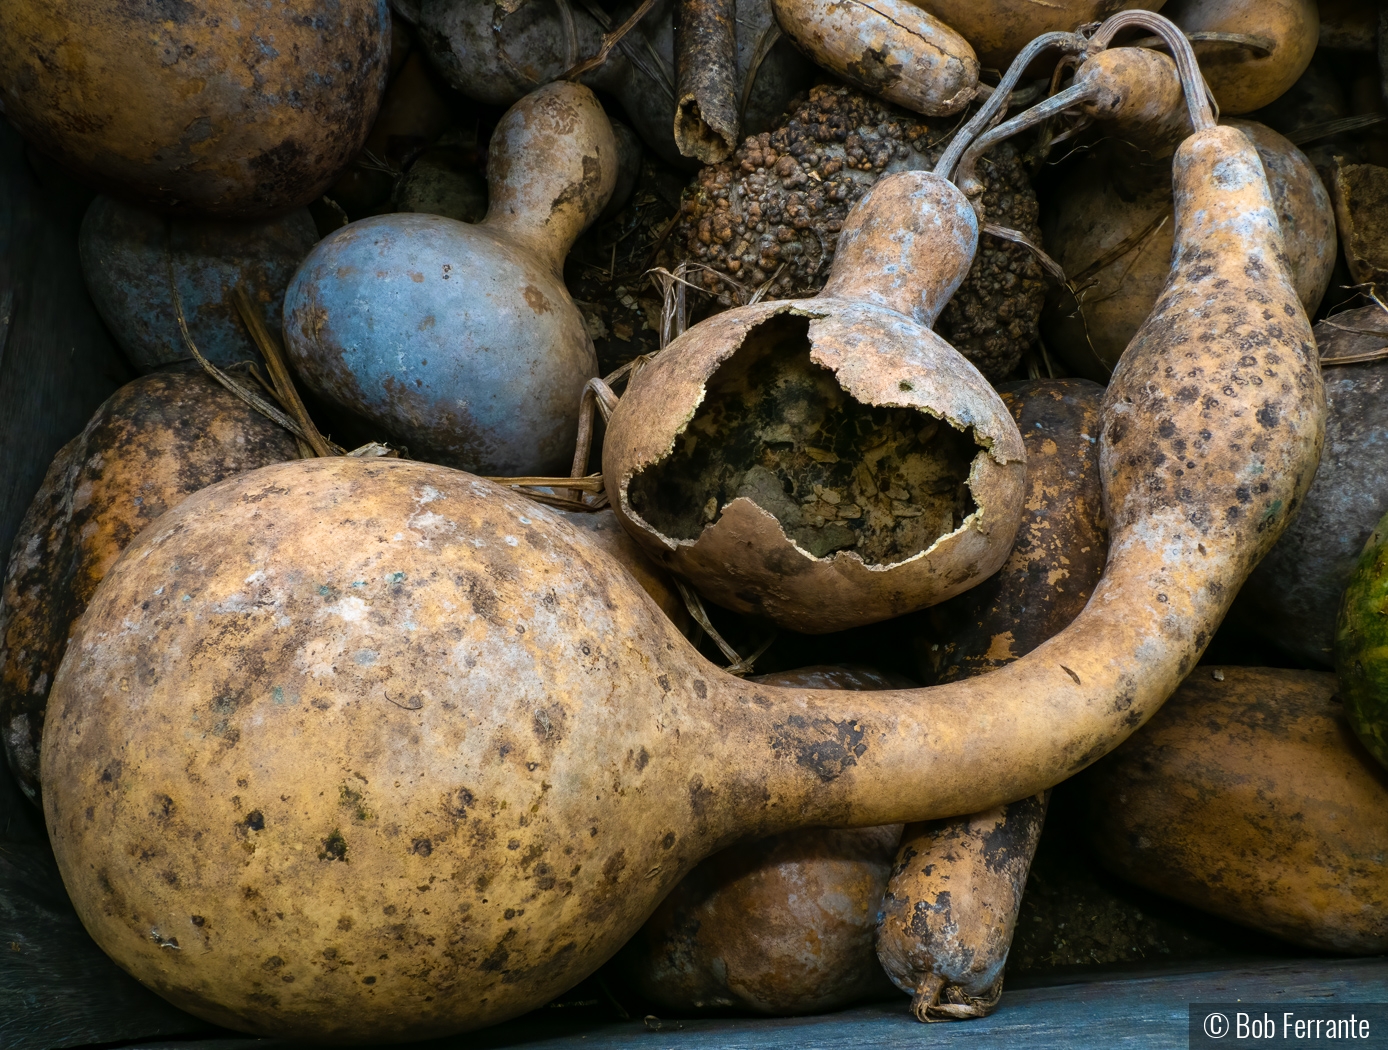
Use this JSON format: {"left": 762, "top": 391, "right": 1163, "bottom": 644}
{"left": 628, "top": 315, "right": 979, "bottom": 563}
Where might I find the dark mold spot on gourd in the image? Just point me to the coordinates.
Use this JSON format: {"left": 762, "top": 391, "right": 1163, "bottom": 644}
{"left": 628, "top": 314, "right": 980, "bottom": 564}
{"left": 770, "top": 713, "right": 868, "bottom": 782}
{"left": 319, "top": 829, "right": 349, "bottom": 862}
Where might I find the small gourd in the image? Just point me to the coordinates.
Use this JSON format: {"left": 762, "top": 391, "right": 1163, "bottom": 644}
{"left": 603, "top": 170, "right": 1027, "bottom": 634}
{"left": 282, "top": 81, "right": 618, "bottom": 476}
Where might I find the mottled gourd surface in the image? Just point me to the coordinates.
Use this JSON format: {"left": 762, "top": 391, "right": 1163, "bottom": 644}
{"left": 628, "top": 314, "right": 979, "bottom": 563}
{"left": 667, "top": 85, "right": 1044, "bottom": 379}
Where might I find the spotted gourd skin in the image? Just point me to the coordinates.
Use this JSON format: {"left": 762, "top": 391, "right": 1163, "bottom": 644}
{"left": 0, "top": 373, "right": 297, "bottom": 804}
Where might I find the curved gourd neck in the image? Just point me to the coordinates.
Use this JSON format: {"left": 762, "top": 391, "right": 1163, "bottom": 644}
{"left": 818, "top": 171, "right": 978, "bottom": 329}
{"left": 479, "top": 80, "right": 618, "bottom": 276}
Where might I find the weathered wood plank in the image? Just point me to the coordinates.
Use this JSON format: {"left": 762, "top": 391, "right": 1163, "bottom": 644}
{"left": 111, "top": 957, "right": 1388, "bottom": 1050}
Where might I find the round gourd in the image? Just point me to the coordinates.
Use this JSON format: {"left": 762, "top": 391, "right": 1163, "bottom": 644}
{"left": 905, "top": 1, "right": 1165, "bottom": 71}
{"left": 79, "top": 198, "right": 318, "bottom": 373}
{"left": 0, "top": 0, "right": 391, "bottom": 216}
{"left": 1165, "top": 0, "right": 1319, "bottom": 115}
{"left": 1336, "top": 511, "right": 1388, "bottom": 771}
{"left": 283, "top": 81, "right": 617, "bottom": 476}
{"left": 1041, "top": 120, "right": 1335, "bottom": 380}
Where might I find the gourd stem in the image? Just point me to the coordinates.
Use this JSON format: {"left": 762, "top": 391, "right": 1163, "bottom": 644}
{"left": 934, "top": 31, "right": 1089, "bottom": 182}
{"left": 1089, "top": 9, "right": 1216, "bottom": 131}
{"left": 953, "top": 81, "right": 1098, "bottom": 203}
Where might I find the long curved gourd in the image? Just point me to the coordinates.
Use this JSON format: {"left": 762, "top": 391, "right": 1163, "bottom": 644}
{"left": 40, "top": 63, "right": 1322, "bottom": 1043}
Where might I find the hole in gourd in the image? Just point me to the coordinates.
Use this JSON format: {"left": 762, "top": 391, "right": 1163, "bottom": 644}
{"left": 628, "top": 313, "right": 981, "bottom": 564}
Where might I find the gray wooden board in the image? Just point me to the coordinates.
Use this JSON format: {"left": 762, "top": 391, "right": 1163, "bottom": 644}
{"left": 112, "top": 956, "right": 1388, "bottom": 1050}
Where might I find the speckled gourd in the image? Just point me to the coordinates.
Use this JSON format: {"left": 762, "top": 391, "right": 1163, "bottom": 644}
{"left": 40, "top": 84, "right": 1323, "bottom": 1043}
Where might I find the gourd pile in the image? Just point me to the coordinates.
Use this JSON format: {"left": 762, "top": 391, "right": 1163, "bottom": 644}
{"left": 0, "top": 0, "right": 1384, "bottom": 1042}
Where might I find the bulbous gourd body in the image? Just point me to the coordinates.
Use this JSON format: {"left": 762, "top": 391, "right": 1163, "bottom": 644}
{"left": 283, "top": 81, "right": 617, "bottom": 476}
{"left": 0, "top": 0, "right": 390, "bottom": 215}
{"left": 40, "top": 125, "right": 1323, "bottom": 1042}
{"left": 1165, "top": 0, "right": 1318, "bottom": 115}
{"left": 79, "top": 198, "right": 319, "bottom": 373}
{"left": 1042, "top": 120, "right": 1335, "bottom": 381}
{"left": 0, "top": 373, "right": 298, "bottom": 804}
{"left": 604, "top": 171, "right": 1028, "bottom": 634}
{"left": 1087, "top": 667, "right": 1388, "bottom": 953}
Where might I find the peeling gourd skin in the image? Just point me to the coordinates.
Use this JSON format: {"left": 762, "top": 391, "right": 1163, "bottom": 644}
{"left": 605, "top": 171, "right": 1028, "bottom": 634}
{"left": 41, "top": 127, "right": 1322, "bottom": 1039}
{"left": 0, "top": 0, "right": 390, "bottom": 216}
{"left": 1086, "top": 667, "right": 1388, "bottom": 954}
{"left": 0, "top": 373, "right": 298, "bottom": 805}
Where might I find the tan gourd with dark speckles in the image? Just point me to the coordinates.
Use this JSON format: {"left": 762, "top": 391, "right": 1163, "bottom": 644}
{"left": 41, "top": 91, "right": 1322, "bottom": 1041}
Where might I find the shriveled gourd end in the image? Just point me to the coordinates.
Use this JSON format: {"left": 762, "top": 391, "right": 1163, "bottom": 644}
{"left": 608, "top": 304, "right": 1026, "bottom": 633}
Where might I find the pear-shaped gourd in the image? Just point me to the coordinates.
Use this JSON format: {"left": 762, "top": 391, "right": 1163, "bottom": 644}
{"left": 40, "top": 105, "right": 1324, "bottom": 1041}
{"left": 282, "top": 81, "right": 617, "bottom": 476}
{"left": 603, "top": 170, "right": 1027, "bottom": 634}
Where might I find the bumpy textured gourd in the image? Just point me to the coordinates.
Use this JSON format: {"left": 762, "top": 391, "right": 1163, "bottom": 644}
{"left": 770, "top": 0, "right": 978, "bottom": 116}
{"left": 0, "top": 0, "right": 390, "bottom": 215}
{"left": 40, "top": 72, "right": 1323, "bottom": 1042}
{"left": 282, "top": 81, "right": 617, "bottom": 477}
{"left": 602, "top": 169, "right": 1027, "bottom": 634}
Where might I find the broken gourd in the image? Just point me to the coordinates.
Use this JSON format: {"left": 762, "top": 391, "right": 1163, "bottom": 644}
{"left": 40, "top": 34, "right": 1324, "bottom": 1043}
{"left": 281, "top": 81, "right": 617, "bottom": 476}
{"left": 602, "top": 168, "right": 1028, "bottom": 634}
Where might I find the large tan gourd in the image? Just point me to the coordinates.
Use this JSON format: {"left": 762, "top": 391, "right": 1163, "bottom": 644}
{"left": 40, "top": 84, "right": 1323, "bottom": 1041}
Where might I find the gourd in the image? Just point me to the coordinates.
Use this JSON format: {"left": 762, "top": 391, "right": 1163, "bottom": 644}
{"left": 0, "top": 0, "right": 390, "bottom": 216}
{"left": 0, "top": 373, "right": 298, "bottom": 805}
{"left": 282, "top": 81, "right": 617, "bottom": 477}
{"left": 40, "top": 48, "right": 1325, "bottom": 1039}
{"left": 1086, "top": 667, "right": 1388, "bottom": 953}
{"left": 1039, "top": 121, "right": 1336, "bottom": 381}
{"left": 1234, "top": 307, "right": 1388, "bottom": 667}
{"left": 603, "top": 169, "right": 1028, "bottom": 634}
{"left": 878, "top": 379, "right": 1106, "bottom": 1020}
{"left": 770, "top": 0, "right": 979, "bottom": 116}
{"left": 1165, "top": 0, "right": 1319, "bottom": 115}
{"left": 1336, "top": 511, "right": 1388, "bottom": 771}
{"left": 79, "top": 198, "right": 319, "bottom": 374}
{"left": 903, "top": 1, "right": 1165, "bottom": 71}
{"left": 622, "top": 664, "right": 909, "bottom": 1015}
